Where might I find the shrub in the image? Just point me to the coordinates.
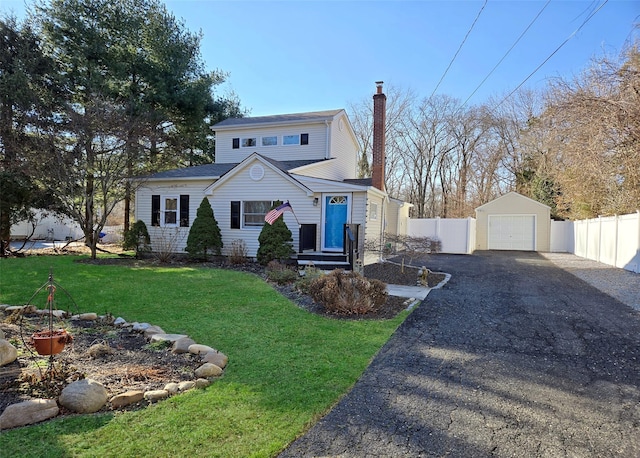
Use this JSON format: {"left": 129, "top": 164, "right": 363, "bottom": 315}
{"left": 265, "top": 260, "right": 298, "bottom": 285}
{"left": 122, "top": 220, "right": 151, "bottom": 258}
{"left": 228, "top": 239, "right": 248, "bottom": 265}
{"left": 256, "top": 202, "right": 294, "bottom": 265}
{"left": 308, "top": 269, "right": 388, "bottom": 315}
{"left": 295, "top": 264, "right": 325, "bottom": 294}
{"left": 185, "top": 197, "right": 222, "bottom": 261}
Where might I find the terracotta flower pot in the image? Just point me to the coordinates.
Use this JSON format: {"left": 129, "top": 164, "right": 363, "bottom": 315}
{"left": 31, "top": 329, "right": 73, "bottom": 355}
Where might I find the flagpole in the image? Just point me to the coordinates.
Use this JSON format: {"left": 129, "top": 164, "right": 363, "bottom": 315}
{"left": 286, "top": 201, "right": 301, "bottom": 227}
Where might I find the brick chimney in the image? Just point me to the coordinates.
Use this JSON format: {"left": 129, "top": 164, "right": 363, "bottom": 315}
{"left": 372, "top": 81, "right": 386, "bottom": 191}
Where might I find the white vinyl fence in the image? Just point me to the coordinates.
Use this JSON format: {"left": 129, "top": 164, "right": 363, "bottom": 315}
{"left": 551, "top": 211, "right": 640, "bottom": 273}
{"left": 407, "top": 217, "right": 476, "bottom": 254}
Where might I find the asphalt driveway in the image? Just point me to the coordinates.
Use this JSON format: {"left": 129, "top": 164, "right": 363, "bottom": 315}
{"left": 280, "top": 251, "right": 640, "bottom": 457}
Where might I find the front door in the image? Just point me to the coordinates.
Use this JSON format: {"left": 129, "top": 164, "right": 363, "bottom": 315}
{"left": 322, "top": 195, "right": 349, "bottom": 251}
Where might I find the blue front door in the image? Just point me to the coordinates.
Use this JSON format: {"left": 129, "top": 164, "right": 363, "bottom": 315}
{"left": 323, "top": 195, "right": 348, "bottom": 251}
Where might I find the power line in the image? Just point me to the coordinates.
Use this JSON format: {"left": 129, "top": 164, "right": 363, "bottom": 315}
{"left": 491, "top": 0, "right": 610, "bottom": 112}
{"left": 429, "top": 0, "right": 488, "bottom": 100}
{"left": 460, "top": 0, "right": 551, "bottom": 109}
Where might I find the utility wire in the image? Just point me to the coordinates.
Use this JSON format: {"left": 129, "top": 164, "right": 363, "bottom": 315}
{"left": 491, "top": 0, "right": 609, "bottom": 112}
{"left": 460, "top": 0, "right": 551, "bottom": 109}
{"left": 429, "top": 0, "right": 488, "bottom": 100}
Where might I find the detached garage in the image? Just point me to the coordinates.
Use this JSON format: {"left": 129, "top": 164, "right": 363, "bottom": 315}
{"left": 475, "top": 192, "right": 551, "bottom": 252}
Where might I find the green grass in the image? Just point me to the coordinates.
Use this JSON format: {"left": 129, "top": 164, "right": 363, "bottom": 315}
{"left": 0, "top": 255, "right": 409, "bottom": 457}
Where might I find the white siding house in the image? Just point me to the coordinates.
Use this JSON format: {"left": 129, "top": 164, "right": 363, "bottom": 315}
{"left": 134, "top": 88, "right": 406, "bottom": 268}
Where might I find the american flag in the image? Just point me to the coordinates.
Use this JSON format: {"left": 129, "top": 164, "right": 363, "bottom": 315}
{"left": 264, "top": 201, "right": 293, "bottom": 225}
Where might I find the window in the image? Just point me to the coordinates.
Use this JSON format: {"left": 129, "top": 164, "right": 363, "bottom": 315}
{"left": 232, "top": 138, "right": 240, "bottom": 149}
{"left": 242, "top": 137, "right": 256, "bottom": 147}
{"left": 262, "top": 136, "right": 277, "bottom": 146}
{"left": 283, "top": 133, "right": 309, "bottom": 145}
{"left": 163, "top": 197, "right": 178, "bottom": 225}
{"left": 151, "top": 194, "right": 189, "bottom": 227}
{"left": 283, "top": 134, "right": 299, "bottom": 145}
{"left": 370, "top": 202, "right": 378, "bottom": 220}
{"left": 243, "top": 201, "right": 272, "bottom": 227}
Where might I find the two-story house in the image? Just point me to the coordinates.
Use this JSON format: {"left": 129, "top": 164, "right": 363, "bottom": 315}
{"left": 134, "top": 83, "right": 410, "bottom": 267}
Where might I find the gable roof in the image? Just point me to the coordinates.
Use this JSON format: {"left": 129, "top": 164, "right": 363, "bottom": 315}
{"left": 475, "top": 191, "right": 550, "bottom": 211}
{"left": 212, "top": 109, "right": 344, "bottom": 130}
{"left": 205, "top": 153, "right": 314, "bottom": 196}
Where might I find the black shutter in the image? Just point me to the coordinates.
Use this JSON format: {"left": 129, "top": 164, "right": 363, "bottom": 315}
{"left": 180, "top": 195, "right": 189, "bottom": 227}
{"left": 301, "top": 133, "right": 309, "bottom": 145}
{"left": 232, "top": 138, "right": 240, "bottom": 149}
{"left": 230, "top": 201, "right": 240, "bottom": 229}
{"left": 151, "top": 195, "right": 160, "bottom": 226}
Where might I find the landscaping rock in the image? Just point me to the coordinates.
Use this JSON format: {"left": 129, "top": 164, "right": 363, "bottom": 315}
{"left": 178, "top": 380, "right": 196, "bottom": 391}
{"left": 143, "top": 325, "right": 165, "bottom": 339}
{"left": 113, "top": 317, "right": 127, "bottom": 326}
{"left": 0, "top": 329, "right": 4, "bottom": 339}
{"left": 144, "top": 390, "right": 169, "bottom": 402}
{"left": 132, "top": 322, "right": 151, "bottom": 332}
{"left": 59, "top": 379, "right": 108, "bottom": 413}
{"left": 109, "top": 390, "right": 144, "bottom": 409}
{"left": 195, "top": 363, "right": 223, "bottom": 378}
{"left": 72, "top": 313, "right": 98, "bottom": 321}
{"left": 172, "top": 337, "right": 196, "bottom": 354}
{"left": 35, "top": 309, "right": 67, "bottom": 318}
{"left": 164, "top": 382, "right": 180, "bottom": 394}
{"left": 195, "top": 378, "right": 211, "bottom": 389}
{"left": 0, "top": 340, "right": 18, "bottom": 367}
{"left": 0, "top": 399, "right": 59, "bottom": 430}
{"left": 5, "top": 305, "right": 36, "bottom": 314}
{"left": 150, "top": 333, "right": 188, "bottom": 344}
{"left": 188, "top": 343, "right": 215, "bottom": 355}
{"left": 201, "top": 351, "right": 228, "bottom": 369}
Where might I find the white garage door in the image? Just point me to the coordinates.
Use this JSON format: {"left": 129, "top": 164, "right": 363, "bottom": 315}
{"left": 488, "top": 215, "right": 535, "bottom": 251}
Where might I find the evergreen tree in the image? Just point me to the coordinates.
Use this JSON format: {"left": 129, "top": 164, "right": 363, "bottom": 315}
{"left": 257, "top": 202, "right": 294, "bottom": 265}
{"left": 185, "top": 197, "right": 222, "bottom": 261}
{"left": 122, "top": 220, "right": 151, "bottom": 258}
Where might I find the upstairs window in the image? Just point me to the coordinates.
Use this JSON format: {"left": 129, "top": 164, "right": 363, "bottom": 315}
{"left": 283, "top": 133, "right": 309, "bottom": 145}
{"left": 262, "top": 136, "right": 277, "bottom": 146}
{"left": 232, "top": 138, "right": 240, "bottom": 149}
{"left": 283, "top": 134, "right": 299, "bottom": 145}
{"left": 242, "top": 137, "right": 256, "bottom": 147}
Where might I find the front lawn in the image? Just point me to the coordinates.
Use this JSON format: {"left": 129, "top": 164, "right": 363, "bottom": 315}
{"left": 0, "top": 255, "right": 409, "bottom": 457}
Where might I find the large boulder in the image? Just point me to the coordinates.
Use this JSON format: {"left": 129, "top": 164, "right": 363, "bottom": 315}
{"left": 59, "top": 379, "right": 108, "bottom": 413}
{"left": 195, "top": 363, "right": 223, "bottom": 378}
{"left": 0, "top": 340, "right": 18, "bottom": 367}
{"left": 0, "top": 399, "right": 59, "bottom": 430}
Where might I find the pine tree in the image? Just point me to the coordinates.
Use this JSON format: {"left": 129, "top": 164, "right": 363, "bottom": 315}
{"left": 257, "top": 202, "right": 294, "bottom": 265}
{"left": 122, "top": 220, "right": 151, "bottom": 258}
{"left": 185, "top": 197, "right": 222, "bottom": 261}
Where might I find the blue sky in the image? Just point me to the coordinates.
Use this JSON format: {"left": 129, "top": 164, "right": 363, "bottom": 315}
{"left": 2, "top": 0, "right": 638, "bottom": 116}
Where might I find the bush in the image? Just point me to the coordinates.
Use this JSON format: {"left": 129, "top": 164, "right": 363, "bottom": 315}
{"left": 265, "top": 260, "right": 298, "bottom": 285}
{"left": 295, "top": 264, "right": 325, "bottom": 294}
{"left": 228, "top": 239, "right": 248, "bottom": 265}
{"left": 307, "top": 269, "right": 388, "bottom": 315}
{"left": 185, "top": 197, "right": 222, "bottom": 261}
{"left": 122, "top": 220, "right": 151, "bottom": 258}
{"left": 256, "top": 202, "right": 294, "bottom": 265}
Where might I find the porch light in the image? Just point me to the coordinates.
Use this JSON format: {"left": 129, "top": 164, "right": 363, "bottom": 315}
{"left": 313, "top": 198, "right": 319, "bottom": 206}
